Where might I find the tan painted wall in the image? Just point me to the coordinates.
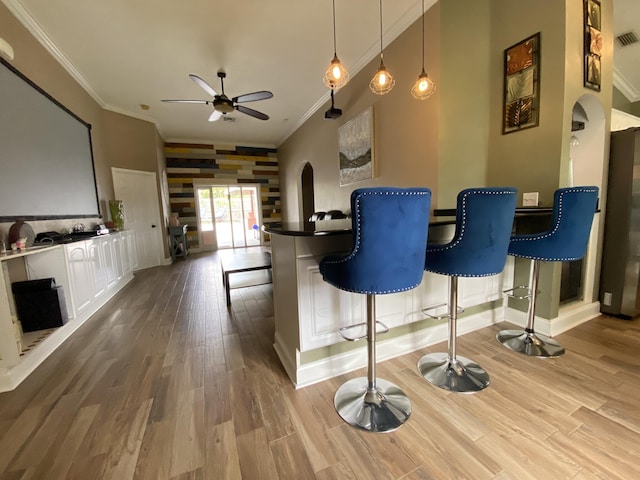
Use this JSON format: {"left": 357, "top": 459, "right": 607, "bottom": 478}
{"left": 438, "top": 0, "right": 492, "bottom": 207}
{"left": 278, "top": 4, "right": 440, "bottom": 221}
{"left": 486, "top": 0, "right": 569, "bottom": 206}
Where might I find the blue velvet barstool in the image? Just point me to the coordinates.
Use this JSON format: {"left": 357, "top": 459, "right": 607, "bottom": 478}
{"left": 418, "top": 187, "right": 517, "bottom": 393}
{"left": 497, "top": 186, "right": 599, "bottom": 357}
{"left": 320, "top": 187, "right": 431, "bottom": 432}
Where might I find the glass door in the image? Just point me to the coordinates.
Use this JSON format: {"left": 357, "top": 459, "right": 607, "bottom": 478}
{"left": 195, "top": 186, "right": 217, "bottom": 250}
{"left": 196, "top": 184, "right": 261, "bottom": 250}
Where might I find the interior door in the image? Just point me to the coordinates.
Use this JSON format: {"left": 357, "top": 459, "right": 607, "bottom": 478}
{"left": 112, "top": 168, "right": 163, "bottom": 270}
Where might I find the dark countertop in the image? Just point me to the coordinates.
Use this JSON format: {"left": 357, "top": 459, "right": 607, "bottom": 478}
{"left": 263, "top": 218, "right": 455, "bottom": 237}
{"left": 263, "top": 220, "right": 353, "bottom": 236}
{"left": 433, "top": 206, "right": 554, "bottom": 217}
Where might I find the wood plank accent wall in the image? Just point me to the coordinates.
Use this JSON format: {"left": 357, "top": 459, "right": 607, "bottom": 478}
{"left": 164, "top": 143, "right": 280, "bottom": 249}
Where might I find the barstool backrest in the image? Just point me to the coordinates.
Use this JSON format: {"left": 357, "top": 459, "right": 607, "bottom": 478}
{"left": 425, "top": 187, "right": 518, "bottom": 277}
{"left": 509, "top": 186, "right": 599, "bottom": 261}
{"left": 320, "top": 187, "right": 431, "bottom": 294}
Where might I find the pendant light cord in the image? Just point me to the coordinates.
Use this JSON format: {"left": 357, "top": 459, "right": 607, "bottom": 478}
{"left": 332, "top": 0, "right": 337, "bottom": 55}
{"left": 421, "top": 0, "right": 425, "bottom": 71}
{"left": 379, "top": 0, "right": 384, "bottom": 61}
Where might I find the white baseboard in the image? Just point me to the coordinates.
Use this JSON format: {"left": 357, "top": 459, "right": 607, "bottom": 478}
{"left": 502, "top": 301, "right": 601, "bottom": 337}
{"left": 291, "top": 309, "right": 501, "bottom": 389}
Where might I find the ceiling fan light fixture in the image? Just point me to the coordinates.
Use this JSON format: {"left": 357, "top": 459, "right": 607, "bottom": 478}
{"left": 213, "top": 98, "right": 234, "bottom": 114}
{"left": 412, "top": 0, "right": 436, "bottom": 101}
{"left": 323, "top": 0, "right": 349, "bottom": 90}
{"left": 411, "top": 69, "right": 436, "bottom": 100}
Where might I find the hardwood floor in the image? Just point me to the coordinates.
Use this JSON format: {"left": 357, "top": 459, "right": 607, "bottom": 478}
{"left": 1, "top": 251, "right": 640, "bottom": 479}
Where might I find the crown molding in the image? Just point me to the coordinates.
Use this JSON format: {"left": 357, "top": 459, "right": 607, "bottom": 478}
{"left": 278, "top": 0, "right": 434, "bottom": 146}
{"left": 2, "top": 0, "right": 105, "bottom": 107}
{"left": 613, "top": 67, "right": 640, "bottom": 103}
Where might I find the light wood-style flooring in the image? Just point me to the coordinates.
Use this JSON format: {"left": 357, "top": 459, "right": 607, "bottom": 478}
{"left": 1, "top": 251, "right": 640, "bottom": 479}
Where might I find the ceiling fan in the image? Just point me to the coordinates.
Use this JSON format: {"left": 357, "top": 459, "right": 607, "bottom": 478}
{"left": 162, "top": 71, "right": 273, "bottom": 122}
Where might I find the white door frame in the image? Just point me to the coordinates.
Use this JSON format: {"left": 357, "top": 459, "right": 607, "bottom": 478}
{"left": 112, "top": 167, "right": 164, "bottom": 269}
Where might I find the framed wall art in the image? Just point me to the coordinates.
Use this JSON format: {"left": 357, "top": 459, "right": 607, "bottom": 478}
{"left": 502, "top": 32, "right": 541, "bottom": 134}
{"left": 583, "top": 0, "right": 602, "bottom": 91}
{"left": 338, "top": 106, "right": 374, "bottom": 186}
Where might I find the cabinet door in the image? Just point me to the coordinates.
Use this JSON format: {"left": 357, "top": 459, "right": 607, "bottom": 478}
{"left": 126, "top": 232, "right": 139, "bottom": 271}
{"left": 297, "top": 257, "right": 365, "bottom": 351}
{"left": 111, "top": 236, "right": 125, "bottom": 280}
{"left": 88, "top": 239, "right": 107, "bottom": 299}
{"left": 102, "top": 237, "right": 117, "bottom": 287}
{"left": 65, "top": 243, "right": 94, "bottom": 316}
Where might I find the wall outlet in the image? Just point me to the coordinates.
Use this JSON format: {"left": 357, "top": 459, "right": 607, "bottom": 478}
{"left": 603, "top": 292, "right": 612, "bottom": 306}
{"left": 523, "top": 192, "right": 539, "bottom": 207}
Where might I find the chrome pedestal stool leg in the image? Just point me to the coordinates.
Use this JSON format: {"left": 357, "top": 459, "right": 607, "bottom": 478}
{"left": 497, "top": 260, "right": 565, "bottom": 358}
{"left": 334, "top": 295, "right": 411, "bottom": 432}
{"left": 418, "top": 277, "right": 490, "bottom": 393}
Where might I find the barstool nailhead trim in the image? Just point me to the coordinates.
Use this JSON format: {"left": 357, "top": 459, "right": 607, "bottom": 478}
{"left": 320, "top": 190, "right": 431, "bottom": 295}
{"left": 509, "top": 187, "right": 599, "bottom": 262}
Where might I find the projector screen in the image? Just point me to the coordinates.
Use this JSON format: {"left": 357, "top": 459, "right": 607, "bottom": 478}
{"left": 0, "top": 58, "right": 100, "bottom": 221}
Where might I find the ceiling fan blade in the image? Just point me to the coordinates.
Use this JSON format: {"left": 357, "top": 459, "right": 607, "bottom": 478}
{"left": 232, "top": 91, "right": 273, "bottom": 104}
{"left": 208, "top": 110, "right": 223, "bottom": 122}
{"left": 162, "top": 99, "right": 211, "bottom": 104}
{"left": 235, "top": 105, "right": 269, "bottom": 121}
{"left": 189, "top": 74, "right": 218, "bottom": 97}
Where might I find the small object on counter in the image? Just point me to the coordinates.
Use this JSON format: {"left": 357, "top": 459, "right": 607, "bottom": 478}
{"left": 8, "top": 218, "right": 35, "bottom": 247}
{"left": 11, "top": 243, "right": 17, "bottom": 251}
{"left": 109, "top": 200, "right": 125, "bottom": 231}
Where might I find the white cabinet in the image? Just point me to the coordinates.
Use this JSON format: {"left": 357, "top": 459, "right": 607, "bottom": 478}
{"left": 0, "top": 231, "right": 136, "bottom": 392}
{"left": 111, "top": 235, "right": 125, "bottom": 280}
{"left": 65, "top": 232, "right": 136, "bottom": 321}
{"left": 125, "top": 230, "right": 139, "bottom": 271}
{"left": 65, "top": 243, "right": 94, "bottom": 318}
{"left": 101, "top": 236, "right": 117, "bottom": 288}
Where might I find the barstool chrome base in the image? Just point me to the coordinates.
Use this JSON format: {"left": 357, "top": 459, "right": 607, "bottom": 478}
{"left": 334, "top": 377, "right": 411, "bottom": 433}
{"left": 417, "top": 352, "right": 489, "bottom": 393}
{"left": 496, "top": 329, "right": 565, "bottom": 358}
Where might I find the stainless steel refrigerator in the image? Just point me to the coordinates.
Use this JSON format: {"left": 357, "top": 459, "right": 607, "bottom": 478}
{"left": 600, "top": 127, "right": 640, "bottom": 318}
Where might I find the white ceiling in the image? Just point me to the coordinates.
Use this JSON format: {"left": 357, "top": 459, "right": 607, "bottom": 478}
{"left": 3, "top": 0, "right": 639, "bottom": 148}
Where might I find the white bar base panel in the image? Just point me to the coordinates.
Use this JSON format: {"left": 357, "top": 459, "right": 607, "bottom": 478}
{"left": 502, "top": 301, "right": 602, "bottom": 338}
{"left": 275, "top": 301, "right": 603, "bottom": 389}
{"left": 276, "top": 309, "right": 501, "bottom": 390}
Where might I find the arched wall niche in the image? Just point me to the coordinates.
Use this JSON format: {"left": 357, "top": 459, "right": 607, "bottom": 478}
{"left": 568, "top": 94, "right": 606, "bottom": 189}
{"left": 298, "top": 162, "right": 315, "bottom": 223}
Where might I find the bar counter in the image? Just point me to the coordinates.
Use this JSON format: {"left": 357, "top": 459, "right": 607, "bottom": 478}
{"left": 264, "top": 218, "right": 509, "bottom": 389}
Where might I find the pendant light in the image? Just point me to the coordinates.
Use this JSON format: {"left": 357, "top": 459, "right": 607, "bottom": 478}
{"left": 370, "top": 0, "right": 395, "bottom": 95}
{"left": 323, "top": 0, "right": 349, "bottom": 90}
{"left": 411, "top": 0, "right": 436, "bottom": 100}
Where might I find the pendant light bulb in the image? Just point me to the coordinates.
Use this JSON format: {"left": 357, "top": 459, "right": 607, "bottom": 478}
{"left": 323, "top": 54, "right": 349, "bottom": 89}
{"left": 322, "top": 0, "right": 349, "bottom": 90}
{"left": 412, "top": 0, "right": 436, "bottom": 100}
{"left": 411, "top": 69, "right": 436, "bottom": 100}
{"left": 370, "top": 0, "right": 395, "bottom": 95}
{"left": 370, "top": 60, "right": 395, "bottom": 95}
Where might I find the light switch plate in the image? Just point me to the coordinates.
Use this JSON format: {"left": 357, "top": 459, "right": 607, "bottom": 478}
{"left": 523, "top": 192, "right": 539, "bottom": 207}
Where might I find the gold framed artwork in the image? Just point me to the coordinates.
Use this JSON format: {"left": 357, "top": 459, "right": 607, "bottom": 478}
{"left": 583, "top": 0, "right": 602, "bottom": 91}
{"left": 338, "top": 107, "right": 374, "bottom": 186}
{"left": 502, "top": 32, "right": 541, "bottom": 134}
